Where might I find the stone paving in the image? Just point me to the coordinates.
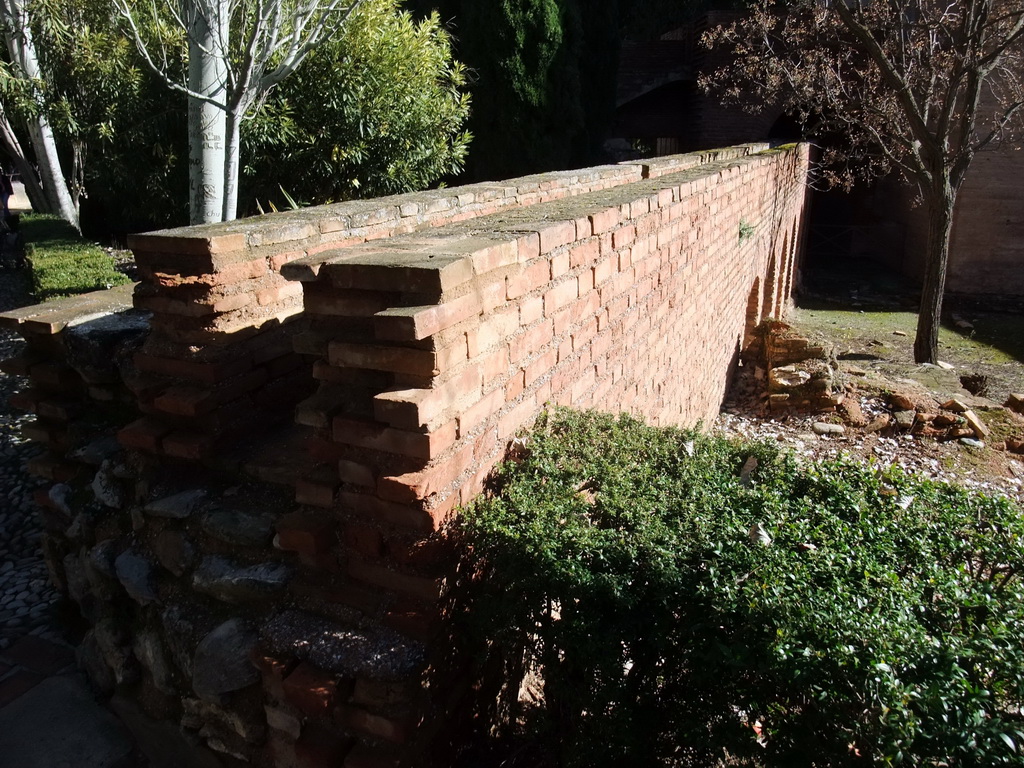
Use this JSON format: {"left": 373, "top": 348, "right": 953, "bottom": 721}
{"left": 0, "top": 266, "right": 64, "bottom": 651}
{"left": 0, "top": 209, "right": 145, "bottom": 767}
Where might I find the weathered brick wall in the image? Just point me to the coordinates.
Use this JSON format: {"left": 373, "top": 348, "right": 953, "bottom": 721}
{"left": 947, "top": 145, "right": 1024, "bottom": 296}
{"left": 119, "top": 161, "right": 651, "bottom": 460}
{"left": 282, "top": 145, "right": 808, "bottom": 575}
{"left": 0, "top": 143, "right": 809, "bottom": 768}
{"left": 848, "top": 146, "right": 1024, "bottom": 299}
{"left": 0, "top": 284, "right": 145, "bottom": 481}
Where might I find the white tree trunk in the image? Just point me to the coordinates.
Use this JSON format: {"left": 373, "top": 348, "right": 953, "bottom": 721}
{"left": 121, "top": 0, "right": 362, "bottom": 224}
{"left": 0, "top": 106, "right": 47, "bottom": 212}
{"left": 186, "top": 0, "right": 229, "bottom": 224}
{"left": 25, "top": 118, "right": 79, "bottom": 227}
{"left": 1, "top": 0, "right": 79, "bottom": 229}
{"left": 222, "top": 110, "right": 241, "bottom": 221}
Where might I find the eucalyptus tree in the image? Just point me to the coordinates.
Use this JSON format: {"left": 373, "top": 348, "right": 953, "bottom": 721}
{"left": 0, "top": 0, "right": 79, "bottom": 228}
{"left": 118, "top": 0, "right": 366, "bottom": 223}
{"left": 705, "top": 0, "right": 1024, "bottom": 364}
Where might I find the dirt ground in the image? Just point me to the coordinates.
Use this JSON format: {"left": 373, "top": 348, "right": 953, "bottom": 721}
{"left": 714, "top": 264, "right": 1024, "bottom": 505}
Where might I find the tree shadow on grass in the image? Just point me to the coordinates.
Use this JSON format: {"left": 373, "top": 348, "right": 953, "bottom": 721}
{"left": 797, "top": 260, "right": 1024, "bottom": 367}
{"left": 942, "top": 313, "right": 1024, "bottom": 367}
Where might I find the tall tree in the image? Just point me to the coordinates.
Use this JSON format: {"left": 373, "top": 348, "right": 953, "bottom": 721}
{"left": 118, "top": 0, "right": 366, "bottom": 223}
{"left": 705, "top": 0, "right": 1024, "bottom": 363}
{"left": 0, "top": 0, "right": 80, "bottom": 228}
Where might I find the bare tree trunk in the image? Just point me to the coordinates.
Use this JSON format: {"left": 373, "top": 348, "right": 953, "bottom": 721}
{"left": 913, "top": 186, "right": 955, "bottom": 364}
{"left": 0, "top": 107, "right": 47, "bottom": 212}
{"left": 222, "top": 110, "right": 240, "bottom": 221}
{"left": 1, "top": 0, "right": 80, "bottom": 230}
{"left": 186, "top": 0, "right": 228, "bottom": 224}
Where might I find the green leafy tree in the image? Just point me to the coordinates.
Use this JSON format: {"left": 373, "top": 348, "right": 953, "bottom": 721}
{"left": 9, "top": 0, "right": 468, "bottom": 232}
{"left": 407, "top": 0, "right": 623, "bottom": 180}
{"left": 0, "top": 0, "right": 188, "bottom": 233}
{"left": 31, "top": 0, "right": 152, "bottom": 216}
{"left": 118, "top": 0, "right": 368, "bottom": 223}
{"left": 243, "top": 0, "right": 470, "bottom": 208}
{"left": 456, "top": 0, "right": 587, "bottom": 180}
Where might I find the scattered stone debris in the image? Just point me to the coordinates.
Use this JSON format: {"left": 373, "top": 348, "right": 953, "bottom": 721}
{"left": 1007, "top": 393, "right": 1024, "bottom": 416}
{"left": 812, "top": 422, "right": 845, "bottom": 436}
{"left": 952, "top": 314, "right": 975, "bottom": 331}
{"left": 960, "top": 373, "right": 990, "bottom": 397}
{"left": 748, "top": 321, "right": 845, "bottom": 414}
{"left": 720, "top": 320, "right": 1024, "bottom": 505}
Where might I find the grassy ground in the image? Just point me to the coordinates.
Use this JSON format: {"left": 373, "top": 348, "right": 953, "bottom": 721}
{"left": 796, "top": 260, "right": 1024, "bottom": 405}
{"left": 793, "top": 306, "right": 1024, "bottom": 402}
{"left": 21, "top": 214, "right": 131, "bottom": 301}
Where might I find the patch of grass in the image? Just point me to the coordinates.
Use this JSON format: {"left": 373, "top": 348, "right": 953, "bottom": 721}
{"left": 796, "top": 307, "right": 917, "bottom": 341}
{"left": 797, "top": 306, "right": 1021, "bottom": 365}
{"left": 945, "top": 315, "right": 1024, "bottom": 365}
{"left": 22, "top": 214, "right": 131, "bottom": 301}
{"left": 793, "top": 305, "right": 1024, "bottom": 404}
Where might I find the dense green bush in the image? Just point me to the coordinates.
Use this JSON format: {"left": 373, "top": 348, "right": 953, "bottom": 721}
{"left": 22, "top": 215, "right": 130, "bottom": 300}
{"left": 460, "top": 408, "right": 1024, "bottom": 767}
{"left": 243, "top": 0, "right": 471, "bottom": 210}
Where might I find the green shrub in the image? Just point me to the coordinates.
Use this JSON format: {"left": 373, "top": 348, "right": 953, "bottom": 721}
{"left": 243, "top": 0, "right": 471, "bottom": 210}
{"left": 460, "top": 408, "right": 1024, "bottom": 767}
{"left": 22, "top": 214, "right": 131, "bottom": 300}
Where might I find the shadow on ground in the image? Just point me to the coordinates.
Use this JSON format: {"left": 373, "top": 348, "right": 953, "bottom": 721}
{"left": 798, "top": 260, "right": 1024, "bottom": 375}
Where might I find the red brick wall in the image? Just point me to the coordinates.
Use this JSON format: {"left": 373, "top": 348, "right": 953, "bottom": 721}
{"left": 281, "top": 144, "right": 810, "bottom": 637}
{"left": 845, "top": 145, "right": 1024, "bottom": 298}
{"left": 120, "top": 163, "right": 648, "bottom": 459}
{"left": 947, "top": 145, "right": 1024, "bottom": 295}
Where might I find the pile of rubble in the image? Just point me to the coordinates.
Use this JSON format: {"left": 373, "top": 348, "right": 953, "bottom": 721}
{"left": 718, "top": 322, "right": 1024, "bottom": 503}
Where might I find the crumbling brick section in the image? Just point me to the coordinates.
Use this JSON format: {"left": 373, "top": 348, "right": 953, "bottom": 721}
{"left": 0, "top": 283, "right": 146, "bottom": 482}
{"left": 119, "top": 163, "right": 650, "bottom": 460}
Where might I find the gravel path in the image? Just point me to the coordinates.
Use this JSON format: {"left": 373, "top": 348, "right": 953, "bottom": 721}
{"left": 0, "top": 268, "right": 64, "bottom": 650}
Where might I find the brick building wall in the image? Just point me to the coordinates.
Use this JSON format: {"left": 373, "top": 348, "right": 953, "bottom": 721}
{"left": 947, "top": 145, "right": 1024, "bottom": 296}
{"left": 0, "top": 143, "right": 809, "bottom": 768}
{"left": 615, "top": 14, "right": 1023, "bottom": 299}
{"left": 840, "top": 143, "right": 1024, "bottom": 299}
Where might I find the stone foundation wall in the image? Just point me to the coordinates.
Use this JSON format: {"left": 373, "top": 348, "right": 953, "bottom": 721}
{"left": 0, "top": 143, "right": 809, "bottom": 768}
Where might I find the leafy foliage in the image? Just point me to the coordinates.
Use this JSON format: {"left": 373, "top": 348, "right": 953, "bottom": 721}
{"left": 460, "top": 408, "right": 1024, "bottom": 766}
{"left": 454, "top": 0, "right": 590, "bottom": 180}
{"left": 704, "top": 1, "right": 1024, "bottom": 192}
{"left": 6, "top": 0, "right": 469, "bottom": 231}
{"left": 405, "top": 0, "right": 628, "bottom": 180}
{"left": 242, "top": 0, "right": 470, "bottom": 209}
{"left": 22, "top": 214, "right": 130, "bottom": 300}
{"left": 21, "top": 0, "right": 189, "bottom": 232}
